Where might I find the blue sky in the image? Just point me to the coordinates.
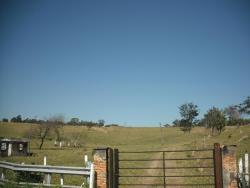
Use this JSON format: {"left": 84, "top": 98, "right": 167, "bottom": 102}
{"left": 0, "top": 0, "right": 250, "bottom": 126}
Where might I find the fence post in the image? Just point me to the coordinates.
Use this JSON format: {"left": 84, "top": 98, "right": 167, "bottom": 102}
{"left": 162, "top": 152, "right": 166, "bottom": 188}
{"left": 89, "top": 163, "right": 95, "bottom": 188}
{"left": 93, "top": 148, "right": 109, "bottom": 188}
{"left": 108, "top": 148, "right": 113, "bottom": 188}
{"left": 1, "top": 169, "right": 5, "bottom": 180}
{"left": 244, "top": 153, "right": 249, "bottom": 186}
{"left": 43, "top": 156, "right": 51, "bottom": 185}
{"left": 214, "top": 143, "right": 223, "bottom": 188}
{"left": 239, "top": 157, "right": 243, "bottom": 174}
{"left": 60, "top": 174, "right": 64, "bottom": 186}
{"left": 222, "top": 145, "right": 237, "bottom": 188}
{"left": 113, "top": 149, "right": 119, "bottom": 188}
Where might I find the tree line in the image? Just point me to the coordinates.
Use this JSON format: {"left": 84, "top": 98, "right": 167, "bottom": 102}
{"left": 172, "top": 96, "right": 250, "bottom": 135}
{"left": 1, "top": 115, "right": 108, "bottom": 128}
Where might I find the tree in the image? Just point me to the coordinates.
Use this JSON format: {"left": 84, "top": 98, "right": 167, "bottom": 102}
{"left": 163, "top": 123, "right": 170, "bottom": 127}
{"left": 2, "top": 118, "right": 8, "bottom": 122}
{"left": 69, "top": 118, "right": 80, "bottom": 125}
{"left": 98, "top": 119, "right": 105, "bottom": 127}
{"left": 25, "top": 115, "right": 64, "bottom": 150}
{"left": 172, "top": 119, "right": 180, "bottom": 127}
{"left": 224, "top": 106, "right": 240, "bottom": 120}
{"left": 238, "top": 96, "right": 250, "bottom": 115}
{"left": 11, "top": 115, "right": 22, "bottom": 123}
{"left": 224, "top": 105, "right": 240, "bottom": 126}
{"left": 48, "top": 115, "right": 64, "bottom": 142}
{"left": 203, "top": 107, "right": 226, "bottom": 135}
{"left": 178, "top": 103, "right": 199, "bottom": 133}
{"left": 37, "top": 123, "right": 52, "bottom": 150}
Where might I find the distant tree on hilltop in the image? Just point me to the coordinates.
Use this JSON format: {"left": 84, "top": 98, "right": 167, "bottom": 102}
{"left": 69, "top": 118, "right": 80, "bottom": 125}
{"left": 203, "top": 107, "right": 226, "bottom": 135}
{"left": 172, "top": 119, "right": 180, "bottom": 127}
{"left": 2, "top": 118, "right": 8, "bottom": 122}
{"left": 224, "top": 105, "right": 240, "bottom": 126}
{"left": 238, "top": 96, "right": 250, "bottom": 115}
{"left": 178, "top": 103, "right": 199, "bottom": 133}
{"left": 11, "top": 115, "right": 22, "bottom": 123}
{"left": 98, "top": 119, "right": 105, "bottom": 127}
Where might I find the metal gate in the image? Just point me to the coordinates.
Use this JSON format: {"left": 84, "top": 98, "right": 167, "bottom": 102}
{"left": 112, "top": 143, "right": 223, "bottom": 188}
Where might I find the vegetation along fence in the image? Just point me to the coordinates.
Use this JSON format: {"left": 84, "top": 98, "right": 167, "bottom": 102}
{"left": 0, "top": 160, "right": 94, "bottom": 188}
{"left": 112, "top": 143, "right": 223, "bottom": 188}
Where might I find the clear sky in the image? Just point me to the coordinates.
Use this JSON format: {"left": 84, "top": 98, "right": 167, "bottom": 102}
{"left": 0, "top": 0, "right": 250, "bottom": 126}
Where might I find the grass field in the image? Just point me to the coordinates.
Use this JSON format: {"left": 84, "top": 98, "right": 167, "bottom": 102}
{"left": 0, "top": 122, "right": 250, "bottom": 186}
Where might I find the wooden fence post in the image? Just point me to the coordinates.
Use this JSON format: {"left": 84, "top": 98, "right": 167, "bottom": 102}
{"left": 108, "top": 148, "right": 113, "bottom": 188}
{"left": 113, "top": 149, "right": 119, "bottom": 188}
{"left": 214, "top": 143, "right": 223, "bottom": 188}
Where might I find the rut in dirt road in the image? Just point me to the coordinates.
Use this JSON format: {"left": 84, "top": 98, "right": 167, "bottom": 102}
{"left": 142, "top": 151, "right": 184, "bottom": 188}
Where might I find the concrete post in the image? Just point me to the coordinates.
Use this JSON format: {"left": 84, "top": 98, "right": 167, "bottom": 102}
{"left": 93, "top": 148, "right": 109, "bottom": 188}
{"left": 1, "top": 169, "right": 5, "bottom": 180}
{"left": 60, "top": 174, "right": 64, "bottom": 186}
{"left": 43, "top": 156, "right": 51, "bottom": 185}
{"left": 222, "top": 145, "right": 237, "bottom": 188}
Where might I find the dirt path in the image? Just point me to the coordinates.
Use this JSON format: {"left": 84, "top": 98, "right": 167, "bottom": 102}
{"left": 141, "top": 152, "right": 162, "bottom": 188}
{"left": 141, "top": 148, "right": 184, "bottom": 188}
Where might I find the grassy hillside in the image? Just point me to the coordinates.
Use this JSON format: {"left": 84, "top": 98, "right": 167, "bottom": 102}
{"left": 0, "top": 122, "right": 249, "bottom": 186}
{"left": 0, "top": 122, "right": 249, "bottom": 164}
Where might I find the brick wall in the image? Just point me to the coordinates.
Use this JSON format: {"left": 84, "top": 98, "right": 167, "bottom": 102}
{"left": 222, "top": 145, "right": 237, "bottom": 188}
{"left": 93, "top": 148, "right": 108, "bottom": 188}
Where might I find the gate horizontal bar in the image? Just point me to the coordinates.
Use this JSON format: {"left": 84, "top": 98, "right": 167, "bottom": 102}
{"left": 119, "top": 157, "right": 213, "bottom": 161}
{"left": 119, "top": 166, "right": 214, "bottom": 169}
{"left": 118, "top": 174, "right": 214, "bottom": 177}
{"left": 119, "top": 149, "right": 213, "bottom": 153}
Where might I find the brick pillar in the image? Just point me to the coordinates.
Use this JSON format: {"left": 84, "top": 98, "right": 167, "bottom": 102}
{"left": 93, "top": 148, "right": 108, "bottom": 188}
{"left": 222, "top": 145, "right": 237, "bottom": 188}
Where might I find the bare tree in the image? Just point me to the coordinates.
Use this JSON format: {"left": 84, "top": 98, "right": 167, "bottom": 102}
{"left": 24, "top": 115, "right": 65, "bottom": 150}
{"left": 38, "top": 123, "right": 51, "bottom": 149}
{"left": 224, "top": 105, "right": 240, "bottom": 120}
{"left": 49, "top": 115, "right": 64, "bottom": 142}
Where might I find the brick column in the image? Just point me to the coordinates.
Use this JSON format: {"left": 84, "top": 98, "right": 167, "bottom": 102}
{"left": 222, "top": 145, "right": 237, "bottom": 188}
{"left": 93, "top": 148, "right": 108, "bottom": 188}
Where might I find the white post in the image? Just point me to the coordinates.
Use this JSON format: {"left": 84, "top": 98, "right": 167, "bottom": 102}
{"left": 43, "top": 156, "right": 51, "bottom": 185}
{"left": 89, "top": 163, "right": 94, "bottom": 188}
{"left": 84, "top": 155, "right": 88, "bottom": 166}
{"left": 1, "top": 169, "right": 5, "bottom": 180}
{"left": 60, "top": 174, "right": 64, "bottom": 186}
{"left": 239, "top": 157, "right": 243, "bottom": 174}
{"left": 245, "top": 153, "right": 249, "bottom": 186}
{"left": 7, "top": 143, "right": 12, "bottom": 156}
{"left": 44, "top": 156, "right": 47, "bottom": 166}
